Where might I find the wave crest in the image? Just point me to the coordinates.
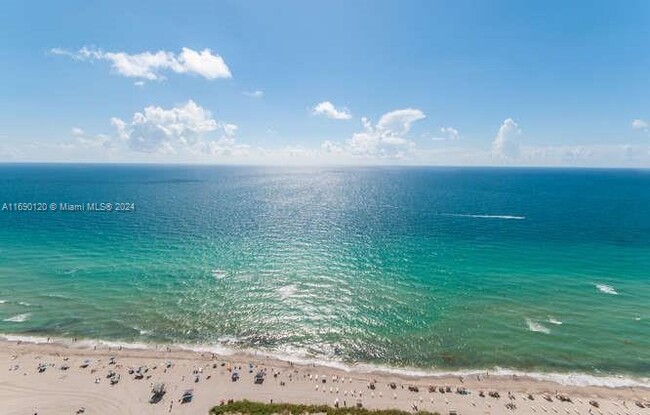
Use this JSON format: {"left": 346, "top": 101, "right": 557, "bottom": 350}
{"left": 596, "top": 284, "right": 618, "bottom": 295}
{"left": 1, "top": 333, "right": 649, "bottom": 388}
{"left": 526, "top": 318, "right": 551, "bottom": 334}
{"left": 278, "top": 284, "right": 298, "bottom": 300}
{"left": 3, "top": 313, "right": 31, "bottom": 323}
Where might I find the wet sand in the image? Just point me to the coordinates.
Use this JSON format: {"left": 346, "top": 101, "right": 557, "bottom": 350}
{"left": 0, "top": 339, "right": 648, "bottom": 415}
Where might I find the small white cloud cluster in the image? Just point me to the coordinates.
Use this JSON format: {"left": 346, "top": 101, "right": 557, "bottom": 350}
{"left": 51, "top": 47, "right": 231, "bottom": 81}
{"left": 107, "top": 100, "right": 245, "bottom": 156}
{"left": 243, "top": 90, "right": 264, "bottom": 98}
{"left": 491, "top": 118, "right": 521, "bottom": 160}
{"left": 432, "top": 126, "right": 460, "bottom": 141}
{"left": 632, "top": 118, "right": 648, "bottom": 131}
{"left": 0, "top": 143, "right": 18, "bottom": 160}
{"left": 68, "top": 127, "right": 112, "bottom": 149}
{"left": 322, "top": 108, "right": 426, "bottom": 158}
{"left": 312, "top": 101, "right": 352, "bottom": 120}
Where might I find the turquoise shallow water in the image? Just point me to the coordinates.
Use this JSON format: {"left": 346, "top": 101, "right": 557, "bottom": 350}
{"left": 0, "top": 165, "right": 648, "bottom": 378}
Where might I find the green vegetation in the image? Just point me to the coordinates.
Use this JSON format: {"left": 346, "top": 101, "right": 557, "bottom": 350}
{"left": 210, "top": 400, "right": 440, "bottom": 415}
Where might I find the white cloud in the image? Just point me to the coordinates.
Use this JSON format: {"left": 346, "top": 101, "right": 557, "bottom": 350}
{"left": 109, "top": 100, "right": 240, "bottom": 154}
{"left": 176, "top": 48, "right": 231, "bottom": 79}
{"left": 321, "top": 140, "right": 344, "bottom": 154}
{"left": 312, "top": 101, "right": 352, "bottom": 120}
{"left": 432, "top": 126, "right": 460, "bottom": 141}
{"left": 223, "top": 123, "right": 238, "bottom": 137}
{"left": 111, "top": 117, "right": 129, "bottom": 141}
{"left": 519, "top": 144, "right": 648, "bottom": 166}
{"left": 204, "top": 136, "right": 251, "bottom": 157}
{"left": 243, "top": 90, "right": 264, "bottom": 98}
{"left": 632, "top": 118, "right": 648, "bottom": 131}
{"left": 69, "top": 127, "right": 112, "bottom": 148}
{"left": 21, "top": 107, "right": 650, "bottom": 167}
{"left": 323, "top": 108, "right": 425, "bottom": 159}
{"left": 376, "top": 108, "right": 425, "bottom": 134}
{"left": 49, "top": 48, "right": 84, "bottom": 60}
{"left": 491, "top": 118, "right": 521, "bottom": 159}
{"left": 0, "top": 144, "right": 18, "bottom": 160}
{"left": 51, "top": 47, "right": 231, "bottom": 81}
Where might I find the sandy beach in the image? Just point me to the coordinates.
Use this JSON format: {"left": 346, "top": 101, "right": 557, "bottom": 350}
{"left": 0, "top": 338, "right": 647, "bottom": 415}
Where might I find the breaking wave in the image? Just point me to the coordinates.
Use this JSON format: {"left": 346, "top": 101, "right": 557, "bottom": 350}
{"left": 3, "top": 313, "right": 31, "bottom": 323}
{"left": 277, "top": 284, "right": 298, "bottom": 300}
{"left": 526, "top": 318, "right": 551, "bottom": 334}
{"left": 1, "top": 333, "right": 648, "bottom": 389}
{"left": 211, "top": 269, "right": 227, "bottom": 279}
{"left": 596, "top": 284, "right": 618, "bottom": 295}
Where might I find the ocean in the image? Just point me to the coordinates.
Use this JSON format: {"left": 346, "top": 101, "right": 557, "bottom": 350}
{"left": 0, "top": 164, "right": 648, "bottom": 382}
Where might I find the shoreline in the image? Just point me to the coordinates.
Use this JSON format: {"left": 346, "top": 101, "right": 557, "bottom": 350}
{"left": 1, "top": 336, "right": 648, "bottom": 415}
{"left": 2, "top": 333, "right": 649, "bottom": 389}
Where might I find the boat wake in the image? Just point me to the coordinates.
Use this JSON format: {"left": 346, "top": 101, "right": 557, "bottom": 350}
{"left": 441, "top": 213, "right": 525, "bottom": 220}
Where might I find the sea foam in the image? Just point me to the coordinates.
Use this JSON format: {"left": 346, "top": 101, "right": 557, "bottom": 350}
{"left": 526, "top": 318, "right": 551, "bottom": 334}
{"left": 211, "top": 269, "right": 227, "bottom": 279}
{"left": 278, "top": 284, "right": 298, "bottom": 300}
{"left": 596, "top": 284, "right": 618, "bottom": 295}
{"left": 3, "top": 313, "right": 31, "bottom": 322}
{"left": 132, "top": 326, "right": 152, "bottom": 336}
{"left": 1, "top": 334, "right": 51, "bottom": 344}
{"left": 2, "top": 333, "right": 649, "bottom": 388}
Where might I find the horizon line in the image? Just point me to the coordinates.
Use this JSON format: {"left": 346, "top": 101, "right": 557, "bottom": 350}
{"left": 0, "top": 161, "right": 648, "bottom": 171}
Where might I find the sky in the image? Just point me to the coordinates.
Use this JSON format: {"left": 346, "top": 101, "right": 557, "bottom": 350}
{"left": 1, "top": 0, "right": 650, "bottom": 166}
